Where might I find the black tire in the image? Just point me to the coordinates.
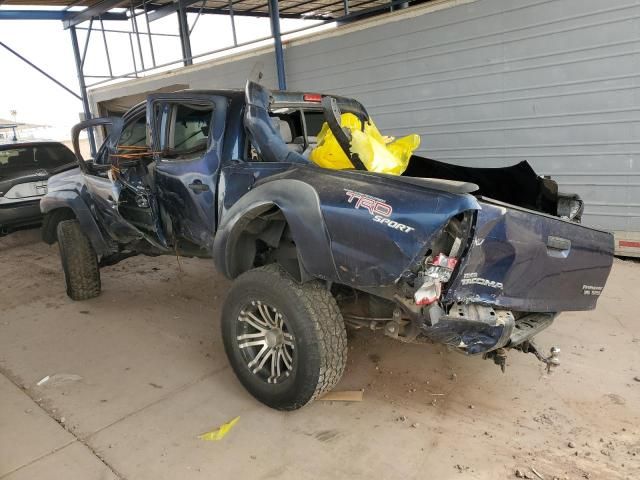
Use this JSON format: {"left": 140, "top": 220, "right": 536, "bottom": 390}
{"left": 221, "top": 264, "right": 347, "bottom": 410}
{"left": 56, "top": 219, "right": 101, "bottom": 301}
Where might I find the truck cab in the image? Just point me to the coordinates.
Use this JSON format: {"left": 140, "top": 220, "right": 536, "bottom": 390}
{"left": 51, "top": 88, "right": 350, "bottom": 261}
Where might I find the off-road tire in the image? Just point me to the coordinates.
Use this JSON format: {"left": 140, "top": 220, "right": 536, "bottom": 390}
{"left": 56, "top": 219, "right": 101, "bottom": 301}
{"left": 221, "top": 264, "right": 347, "bottom": 410}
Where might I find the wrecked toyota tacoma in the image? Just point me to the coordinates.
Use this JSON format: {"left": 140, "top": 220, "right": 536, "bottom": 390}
{"left": 40, "top": 81, "right": 614, "bottom": 410}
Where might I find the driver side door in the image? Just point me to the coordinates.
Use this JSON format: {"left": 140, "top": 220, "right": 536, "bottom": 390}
{"left": 72, "top": 111, "right": 169, "bottom": 250}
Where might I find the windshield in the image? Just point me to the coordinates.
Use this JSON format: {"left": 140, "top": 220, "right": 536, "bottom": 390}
{"left": 0, "top": 143, "right": 76, "bottom": 175}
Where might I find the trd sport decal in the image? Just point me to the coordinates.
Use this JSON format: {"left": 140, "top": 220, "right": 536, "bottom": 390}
{"left": 345, "top": 190, "right": 415, "bottom": 233}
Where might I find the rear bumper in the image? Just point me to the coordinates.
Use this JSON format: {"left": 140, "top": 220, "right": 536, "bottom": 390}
{"left": 419, "top": 310, "right": 556, "bottom": 355}
{"left": 0, "top": 199, "right": 43, "bottom": 230}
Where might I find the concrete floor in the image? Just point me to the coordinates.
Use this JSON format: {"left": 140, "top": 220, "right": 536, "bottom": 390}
{"left": 0, "top": 229, "right": 638, "bottom": 480}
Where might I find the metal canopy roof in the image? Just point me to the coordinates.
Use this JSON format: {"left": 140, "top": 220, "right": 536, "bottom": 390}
{"left": 1, "top": 1, "right": 100, "bottom": 4}
{"left": 1, "top": 0, "right": 426, "bottom": 153}
{"left": 1, "top": 0, "right": 399, "bottom": 21}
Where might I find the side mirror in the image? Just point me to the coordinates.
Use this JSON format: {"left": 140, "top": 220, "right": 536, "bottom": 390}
{"left": 71, "top": 117, "right": 124, "bottom": 171}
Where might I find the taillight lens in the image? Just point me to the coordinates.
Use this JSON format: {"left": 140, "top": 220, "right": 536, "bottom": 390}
{"left": 303, "top": 93, "right": 322, "bottom": 103}
{"left": 413, "top": 253, "right": 458, "bottom": 306}
{"left": 430, "top": 253, "right": 458, "bottom": 270}
{"left": 414, "top": 279, "right": 441, "bottom": 306}
{"left": 423, "top": 253, "right": 458, "bottom": 282}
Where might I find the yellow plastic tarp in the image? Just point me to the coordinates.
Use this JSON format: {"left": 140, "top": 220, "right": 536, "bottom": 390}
{"left": 309, "top": 113, "right": 420, "bottom": 175}
{"left": 197, "top": 416, "right": 240, "bottom": 441}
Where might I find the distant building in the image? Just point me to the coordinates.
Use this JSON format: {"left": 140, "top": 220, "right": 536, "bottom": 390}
{"left": 0, "top": 118, "right": 49, "bottom": 142}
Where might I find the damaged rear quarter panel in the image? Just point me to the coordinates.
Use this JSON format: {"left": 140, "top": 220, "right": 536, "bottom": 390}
{"left": 306, "top": 169, "right": 480, "bottom": 287}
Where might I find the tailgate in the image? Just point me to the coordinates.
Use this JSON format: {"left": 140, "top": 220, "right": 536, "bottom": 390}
{"left": 444, "top": 199, "right": 614, "bottom": 312}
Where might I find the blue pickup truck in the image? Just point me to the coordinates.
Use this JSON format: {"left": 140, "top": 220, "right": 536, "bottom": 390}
{"left": 40, "top": 81, "right": 613, "bottom": 410}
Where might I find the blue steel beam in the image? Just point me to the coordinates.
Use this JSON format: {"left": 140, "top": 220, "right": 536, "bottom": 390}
{"left": 176, "top": 2, "right": 193, "bottom": 66}
{"left": 268, "top": 0, "right": 286, "bottom": 90}
{"left": 63, "top": 0, "right": 128, "bottom": 28}
{"left": 0, "top": 40, "right": 81, "bottom": 100}
{"left": 183, "top": 6, "right": 327, "bottom": 19}
{"left": 146, "top": 1, "right": 327, "bottom": 22}
{"left": 147, "top": 0, "right": 202, "bottom": 22}
{"left": 69, "top": 26, "right": 97, "bottom": 156}
{"left": 0, "top": 9, "right": 127, "bottom": 21}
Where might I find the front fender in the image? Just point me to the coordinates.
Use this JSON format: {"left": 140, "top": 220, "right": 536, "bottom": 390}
{"left": 40, "top": 190, "right": 113, "bottom": 255}
{"left": 213, "top": 179, "right": 337, "bottom": 280}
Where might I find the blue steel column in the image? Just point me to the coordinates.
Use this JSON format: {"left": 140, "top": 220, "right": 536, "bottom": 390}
{"left": 177, "top": 3, "right": 193, "bottom": 66}
{"left": 69, "top": 25, "right": 97, "bottom": 156}
{"left": 268, "top": 0, "right": 286, "bottom": 90}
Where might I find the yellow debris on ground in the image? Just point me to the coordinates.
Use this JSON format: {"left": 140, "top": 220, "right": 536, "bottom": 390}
{"left": 197, "top": 416, "right": 240, "bottom": 441}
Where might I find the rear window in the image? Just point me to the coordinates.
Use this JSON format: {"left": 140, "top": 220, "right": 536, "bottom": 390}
{"left": 0, "top": 143, "right": 76, "bottom": 173}
{"left": 303, "top": 111, "right": 326, "bottom": 136}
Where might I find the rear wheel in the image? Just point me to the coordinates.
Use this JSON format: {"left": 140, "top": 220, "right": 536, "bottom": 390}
{"left": 221, "top": 264, "right": 347, "bottom": 410}
{"left": 56, "top": 219, "right": 101, "bottom": 301}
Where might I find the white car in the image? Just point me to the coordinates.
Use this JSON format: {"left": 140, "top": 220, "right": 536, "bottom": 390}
{"left": 0, "top": 140, "right": 76, "bottom": 235}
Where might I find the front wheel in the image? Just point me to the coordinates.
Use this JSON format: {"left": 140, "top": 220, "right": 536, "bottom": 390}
{"left": 56, "top": 219, "right": 101, "bottom": 301}
{"left": 221, "top": 264, "right": 347, "bottom": 410}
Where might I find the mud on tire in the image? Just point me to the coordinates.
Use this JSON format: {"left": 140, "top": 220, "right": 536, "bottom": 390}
{"left": 56, "top": 219, "right": 101, "bottom": 301}
{"left": 221, "top": 264, "right": 347, "bottom": 410}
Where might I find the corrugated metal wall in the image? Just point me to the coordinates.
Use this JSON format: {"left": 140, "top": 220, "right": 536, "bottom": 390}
{"left": 91, "top": 0, "right": 640, "bottom": 240}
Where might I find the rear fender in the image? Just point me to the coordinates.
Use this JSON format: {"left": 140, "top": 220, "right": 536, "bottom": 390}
{"left": 213, "top": 179, "right": 336, "bottom": 280}
{"left": 214, "top": 169, "right": 481, "bottom": 290}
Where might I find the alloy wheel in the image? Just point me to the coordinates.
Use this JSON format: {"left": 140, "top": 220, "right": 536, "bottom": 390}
{"left": 236, "top": 300, "right": 296, "bottom": 384}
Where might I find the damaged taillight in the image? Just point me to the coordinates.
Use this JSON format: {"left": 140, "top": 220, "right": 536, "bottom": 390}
{"left": 430, "top": 253, "right": 458, "bottom": 271}
{"left": 414, "top": 279, "right": 441, "bottom": 305}
{"left": 413, "top": 253, "right": 458, "bottom": 306}
{"left": 424, "top": 253, "right": 457, "bottom": 282}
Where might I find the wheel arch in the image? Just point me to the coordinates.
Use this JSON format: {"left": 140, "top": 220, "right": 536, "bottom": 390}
{"left": 41, "top": 206, "right": 76, "bottom": 244}
{"left": 40, "top": 190, "right": 112, "bottom": 255}
{"left": 213, "top": 179, "right": 337, "bottom": 282}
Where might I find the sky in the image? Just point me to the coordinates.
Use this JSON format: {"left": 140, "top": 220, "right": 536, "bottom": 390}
{"left": 0, "top": 8, "right": 316, "bottom": 141}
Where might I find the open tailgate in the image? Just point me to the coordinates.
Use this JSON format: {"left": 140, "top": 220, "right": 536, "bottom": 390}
{"left": 444, "top": 199, "right": 614, "bottom": 312}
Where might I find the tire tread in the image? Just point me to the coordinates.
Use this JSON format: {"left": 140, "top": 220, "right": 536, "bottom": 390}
{"left": 224, "top": 264, "right": 347, "bottom": 409}
{"left": 57, "top": 219, "right": 101, "bottom": 301}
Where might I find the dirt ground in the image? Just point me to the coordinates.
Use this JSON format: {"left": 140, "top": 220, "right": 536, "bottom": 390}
{"left": 1, "top": 229, "right": 638, "bottom": 480}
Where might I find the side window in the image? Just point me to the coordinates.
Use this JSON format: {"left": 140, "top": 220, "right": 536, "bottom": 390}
{"left": 118, "top": 115, "right": 147, "bottom": 148}
{"left": 93, "top": 114, "right": 147, "bottom": 167}
{"left": 34, "top": 144, "right": 76, "bottom": 169}
{"left": 0, "top": 147, "right": 34, "bottom": 174}
{"left": 245, "top": 109, "right": 304, "bottom": 162}
{"left": 302, "top": 111, "right": 326, "bottom": 137}
{"left": 247, "top": 138, "right": 260, "bottom": 161}
{"left": 0, "top": 144, "right": 75, "bottom": 173}
{"left": 163, "top": 103, "right": 214, "bottom": 160}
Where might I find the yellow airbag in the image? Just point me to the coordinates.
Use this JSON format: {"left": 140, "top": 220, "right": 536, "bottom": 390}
{"left": 309, "top": 113, "right": 420, "bottom": 175}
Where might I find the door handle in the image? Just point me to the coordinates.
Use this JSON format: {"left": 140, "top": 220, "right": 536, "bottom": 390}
{"left": 546, "top": 236, "right": 571, "bottom": 258}
{"left": 547, "top": 236, "right": 571, "bottom": 251}
{"left": 188, "top": 180, "right": 210, "bottom": 193}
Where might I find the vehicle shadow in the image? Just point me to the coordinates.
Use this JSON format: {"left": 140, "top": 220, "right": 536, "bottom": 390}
{"left": 0, "top": 226, "right": 42, "bottom": 251}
